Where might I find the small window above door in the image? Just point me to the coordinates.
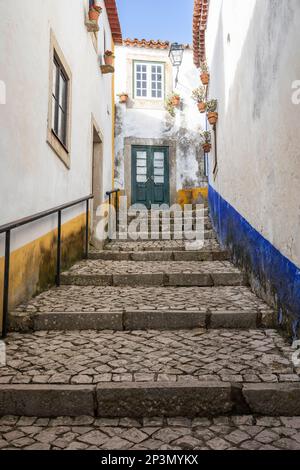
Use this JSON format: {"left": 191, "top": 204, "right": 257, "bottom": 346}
{"left": 134, "top": 61, "right": 165, "bottom": 100}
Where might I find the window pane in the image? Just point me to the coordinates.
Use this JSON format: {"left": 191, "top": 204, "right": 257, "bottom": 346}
{"left": 59, "top": 73, "right": 67, "bottom": 109}
{"left": 142, "top": 65, "right": 146, "bottom": 72}
{"left": 52, "top": 63, "right": 58, "bottom": 96}
{"left": 58, "top": 109, "right": 66, "bottom": 144}
{"left": 137, "top": 89, "right": 141, "bottom": 97}
{"left": 142, "top": 89, "right": 147, "bottom": 97}
{"left": 142, "top": 73, "right": 147, "bottom": 80}
{"left": 137, "top": 175, "right": 147, "bottom": 183}
{"left": 154, "top": 176, "right": 164, "bottom": 184}
{"left": 137, "top": 151, "right": 147, "bottom": 159}
{"left": 157, "top": 66, "right": 162, "bottom": 73}
{"left": 137, "top": 81, "right": 141, "bottom": 88}
{"left": 157, "top": 90, "right": 162, "bottom": 98}
{"left": 137, "top": 65, "right": 141, "bottom": 72}
{"left": 52, "top": 96, "right": 57, "bottom": 130}
{"left": 136, "top": 73, "right": 141, "bottom": 80}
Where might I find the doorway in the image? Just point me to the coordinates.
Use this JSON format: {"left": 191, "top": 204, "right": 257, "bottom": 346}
{"left": 91, "top": 120, "right": 103, "bottom": 248}
{"left": 131, "top": 145, "right": 170, "bottom": 208}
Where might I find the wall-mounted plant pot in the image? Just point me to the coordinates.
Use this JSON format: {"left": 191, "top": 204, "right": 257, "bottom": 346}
{"left": 104, "top": 54, "right": 114, "bottom": 67}
{"left": 171, "top": 96, "right": 180, "bottom": 107}
{"left": 101, "top": 65, "right": 114, "bottom": 74}
{"left": 202, "top": 143, "right": 211, "bottom": 153}
{"left": 200, "top": 72, "right": 210, "bottom": 86}
{"left": 119, "top": 94, "right": 128, "bottom": 103}
{"left": 88, "top": 8, "right": 101, "bottom": 22}
{"left": 198, "top": 102, "right": 206, "bottom": 113}
{"left": 208, "top": 112, "right": 218, "bottom": 125}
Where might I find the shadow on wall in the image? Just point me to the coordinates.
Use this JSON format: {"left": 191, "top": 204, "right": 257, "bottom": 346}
{"left": 208, "top": 0, "right": 300, "bottom": 336}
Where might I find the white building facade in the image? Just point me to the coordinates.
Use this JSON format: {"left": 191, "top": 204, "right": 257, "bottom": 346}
{"left": 114, "top": 39, "right": 208, "bottom": 208}
{"left": 0, "top": 0, "right": 122, "bottom": 328}
{"left": 193, "top": 0, "right": 300, "bottom": 332}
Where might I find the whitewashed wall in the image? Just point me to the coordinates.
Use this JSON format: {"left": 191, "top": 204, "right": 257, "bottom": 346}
{"left": 114, "top": 45, "right": 207, "bottom": 194}
{"left": 206, "top": 0, "right": 300, "bottom": 268}
{"left": 0, "top": 0, "right": 114, "bottom": 253}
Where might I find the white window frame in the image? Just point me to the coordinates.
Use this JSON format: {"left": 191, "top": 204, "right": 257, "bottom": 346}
{"left": 134, "top": 61, "right": 165, "bottom": 100}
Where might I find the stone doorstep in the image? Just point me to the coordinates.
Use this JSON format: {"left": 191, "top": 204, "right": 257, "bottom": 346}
{"left": 9, "top": 309, "right": 262, "bottom": 332}
{"left": 114, "top": 230, "right": 216, "bottom": 241}
{"left": 1, "top": 382, "right": 300, "bottom": 418}
{"left": 89, "top": 250, "right": 229, "bottom": 262}
{"left": 60, "top": 272, "right": 247, "bottom": 288}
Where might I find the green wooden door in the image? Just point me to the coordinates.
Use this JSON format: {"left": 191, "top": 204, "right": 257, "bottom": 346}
{"left": 132, "top": 146, "right": 170, "bottom": 209}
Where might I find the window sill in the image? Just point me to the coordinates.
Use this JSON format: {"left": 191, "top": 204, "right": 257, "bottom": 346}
{"left": 130, "top": 98, "right": 165, "bottom": 110}
{"left": 47, "top": 129, "right": 70, "bottom": 169}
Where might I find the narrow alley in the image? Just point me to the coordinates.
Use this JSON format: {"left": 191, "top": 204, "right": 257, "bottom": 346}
{"left": 1, "top": 0, "right": 300, "bottom": 457}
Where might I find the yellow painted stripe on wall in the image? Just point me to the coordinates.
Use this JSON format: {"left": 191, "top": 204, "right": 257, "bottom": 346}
{"left": 0, "top": 213, "right": 86, "bottom": 330}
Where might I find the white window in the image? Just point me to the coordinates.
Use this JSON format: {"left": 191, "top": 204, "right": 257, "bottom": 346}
{"left": 134, "top": 62, "right": 164, "bottom": 100}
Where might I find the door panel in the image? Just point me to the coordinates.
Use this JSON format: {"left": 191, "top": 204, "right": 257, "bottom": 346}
{"left": 132, "top": 146, "right": 169, "bottom": 208}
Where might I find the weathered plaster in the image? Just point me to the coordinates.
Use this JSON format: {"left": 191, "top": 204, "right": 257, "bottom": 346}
{"left": 114, "top": 45, "right": 208, "bottom": 203}
{"left": 206, "top": 0, "right": 300, "bottom": 326}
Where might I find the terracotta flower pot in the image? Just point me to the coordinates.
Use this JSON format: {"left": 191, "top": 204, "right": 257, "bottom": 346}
{"left": 119, "top": 94, "right": 128, "bottom": 103}
{"left": 208, "top": 112, "right": 218, "bottom": 125}
{"left": 198, "top": 102, "right": 206, "bottom": 113}
{"left": 202, "top": 143, "right": 211, "bottom": 153}
{"left": 200, "top": 72, "right": 210, "bottom": 86}
{"left": 88, "top": 8, "right": 100, "bottom": 22}
{"left": 171, "top": 96, "right": 180, "bottom": 107}
{"left": 104, "top": 54, "right": 114, "bottom": 66}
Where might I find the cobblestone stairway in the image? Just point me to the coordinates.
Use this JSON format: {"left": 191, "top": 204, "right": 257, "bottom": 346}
{"left": 1, "top": 208, "right": 300, "bottom": 450}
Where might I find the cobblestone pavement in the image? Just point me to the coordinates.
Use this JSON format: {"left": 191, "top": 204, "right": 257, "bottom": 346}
{"left": 102, "top": 239, "right": 222, "bottom": 252}
{"left": 63, "top": 260, "right": 241, "bottom": 276}
{"left": 14, "top": 286, "right": 272, "bottom": 314}
{"left": 1, "top": 415, "right": 300, "bottom": 450}
{"left": 1, "top": 329, "right": 299, "bottom": 385}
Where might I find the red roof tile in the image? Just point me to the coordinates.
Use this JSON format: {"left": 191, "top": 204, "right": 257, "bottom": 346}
{"left": 104, "top": 0, "right": 122, "bottom": 44}
{"left": 193, "top": 0, "right": 210, "bottom": 67}
{"left": 123, "top": 38, "right": 170, "bottom": 49}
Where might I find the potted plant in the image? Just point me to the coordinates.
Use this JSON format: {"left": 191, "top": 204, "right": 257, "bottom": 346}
{"left": 88, "top": 1, "right": 102, "bottom": 22}
{"left": 165, "top": 96, "right": 176, "bottom": 117}
{"left": 104, "top": 50, "right": 115, "bottom": 66}
{"left": 206, "top": 99, "right": 218, "bottom": 125}
{"left": 192, "top": 86, "right": 206, "bottom": 113}
{"left": 118, "top": 92, "right": 128, "bottom": 104}
{"left": 200, "top": 61, "right": 210, "bottom": 86}
{"left": 171, "top": 93, "right": 181, "bottom": 107}
{"left": 200, "top": 130, "right": 212, "bottom": 153}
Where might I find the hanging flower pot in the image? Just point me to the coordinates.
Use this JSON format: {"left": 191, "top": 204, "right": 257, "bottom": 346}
{"left": 208, "top": 112, "right": 218, "bottom": 125}
{"left": 202, "top": 142, "right": 212, "bottom": 153}
{"left": 104, "top": 50, "right": 115, "bottom": 66}
{"left": 200, "top": 130, "right": 212, "bottom": 154}
{"left": 200, "top": 72, "right": 210, "bottom": 86}
{"left": 198, "top": 102, "right": 206, "bottom": 113}
{"left": 88, "top": 7, "right": 102, "bottom": 22}
{"left": 200, "top": 60, "right": 210, "bottom": 86}
{"left": 171, "top": 94, "right": 180, "bottom": 107}
{"left": 206, "top": 99, "right": 218, "bottom": 125}
{"left": 118, "top": 93, "right": 128, "bottom": 103}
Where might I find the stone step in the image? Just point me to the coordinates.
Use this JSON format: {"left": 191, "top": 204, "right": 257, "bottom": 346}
{"left": 60, "top": 260, "right": 247, "bottom": 287}
{"left": 118, "top": 220, "right": 213, "bottom": 231}
{"left": 10, "top": 286, "right": 273, "bottom": 332}
{"left": 110, "top": 230, "right": 216, "bottom": 241}
{"left": 3, "top": 414, "right": 299, "bottom": 450}
{"left": 102, "top": 238, "right": 222, "bottom": 253}
{"left": 89, "top": 249, "right": 229, "bottom": 262}
{"left": 1, "top": 329, "right": 299, "bottom": 417}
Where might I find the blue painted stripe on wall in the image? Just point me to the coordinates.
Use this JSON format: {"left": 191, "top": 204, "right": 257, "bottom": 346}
{"left": 208, "top": 185, "right": 300, "bottom": 325}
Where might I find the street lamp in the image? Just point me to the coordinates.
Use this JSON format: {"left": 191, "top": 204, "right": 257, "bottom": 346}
{"left": 169, "top": 43, "right": 185, "bottom": 87}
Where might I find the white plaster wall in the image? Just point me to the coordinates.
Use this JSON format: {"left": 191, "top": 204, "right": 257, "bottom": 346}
{"left": 0, "top": 0, "right": 114, "bottom": 253}
{"left": 206, "top": 0, "right": 300, "bottom": 267}
{"left": 114, "top": 45, "right": 207, "bottom": 193}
